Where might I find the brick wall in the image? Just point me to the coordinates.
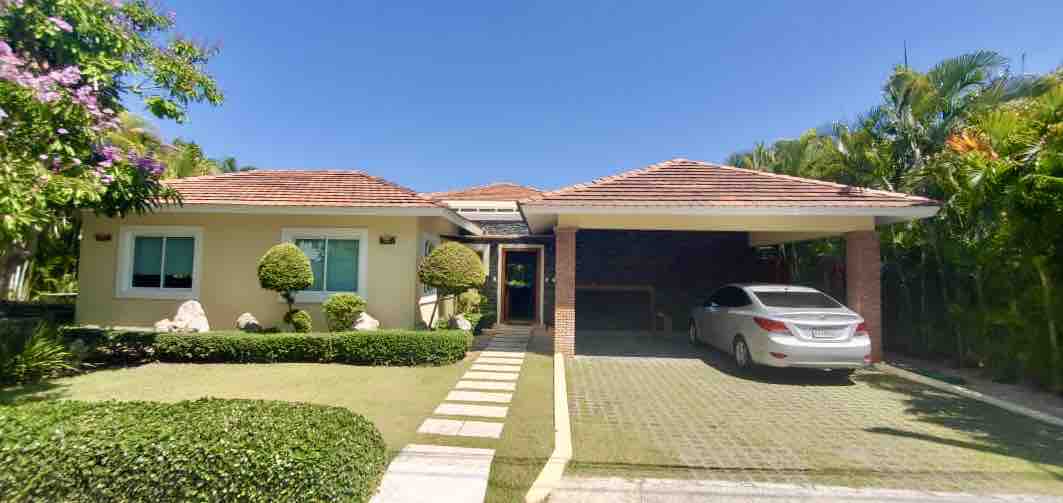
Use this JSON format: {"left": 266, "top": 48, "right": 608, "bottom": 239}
{"left": 554, "top": 227, "right": 577, "bottom": 356}
{"left": 846, "top": 230, "right": 882, "bottom": 362}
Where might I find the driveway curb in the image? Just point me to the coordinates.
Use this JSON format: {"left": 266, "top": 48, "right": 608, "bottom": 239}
{"left": 875, "top": 362, "right": 1063, "bottom": 428}
{"left": 525, "top": 352, "right": 572, "bottom": 503}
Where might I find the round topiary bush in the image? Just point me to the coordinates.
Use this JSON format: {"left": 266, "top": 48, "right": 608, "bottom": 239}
{"left": 284, "top": 309, "right": 313, "bottom": 333}
{"left": 323, "top": 293, "right": 368, "bottom": 332}
{"left": 258, "top": 243, "right": 314, "bottom": 313}
{"left": 418, "top": 242, "right": 486, "bottom": 295}
{"left": 418, "top": 242, "right": 486, "bottom": 328}
{"left": 0, "top": 398, "right": 388, "bottom": 502}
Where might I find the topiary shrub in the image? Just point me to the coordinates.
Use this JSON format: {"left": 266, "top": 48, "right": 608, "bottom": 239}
{"left": 284, "top": 309, "right": 312, "bottom": 333}
{"left": 0, "top": 399, "right": 387, "bottom": 502}
{"left": 323, "top": 293, "right": 367, "bottom": 332}
{"left": 457, "top": 290, "right": 482, "bottom": 314}
{"left": 418, "top": 242, "right": 486, "bottom": 329}
{"left": 257, "top": 243, "right": 314, "bottom": 319}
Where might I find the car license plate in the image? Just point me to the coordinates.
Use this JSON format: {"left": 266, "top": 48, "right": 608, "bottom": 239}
{"left": 811, "top": 328, "right": 842, "bottom": 339}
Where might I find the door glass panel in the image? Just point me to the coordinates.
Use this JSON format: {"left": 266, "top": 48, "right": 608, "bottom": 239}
{"left": 295, "top": 239, "right": 325, "bottom": 291}
{"left": 132, "top": 236, "right": 163, "bottom": 287}
{"left": 326, "top": 239, "right": 359, "bottom": 292}
{"left": 163, "top": 237, "right": 194, "bottom": 288}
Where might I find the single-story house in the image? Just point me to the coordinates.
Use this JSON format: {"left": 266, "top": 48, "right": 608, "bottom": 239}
{"left": 77, "top": 159, "right": 938, "bottom": 358}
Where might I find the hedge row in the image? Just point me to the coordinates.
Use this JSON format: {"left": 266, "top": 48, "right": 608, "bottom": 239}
{"left": 0, "top": 399, "right": 387, "bottom": 502}
{"left": 62, "top": 328, "right": 472, "bottom": 366}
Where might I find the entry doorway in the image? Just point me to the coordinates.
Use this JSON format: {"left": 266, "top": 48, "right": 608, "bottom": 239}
{"left": 499, "top": 247, "right": 542, "bottom": 325}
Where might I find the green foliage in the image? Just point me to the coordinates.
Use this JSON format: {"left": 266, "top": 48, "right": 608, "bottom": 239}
{"left": 257, "top": 243, "right": 313, "bottom": 312}
{"left": 0, "top": 322, "right": 73, "bottom": 385}
{"left": 153, "top": 330, "right": 470, "bottom": 366}
{"left": 474, "top": 311, "right": 497, "bottom": 335}
{"left": 418, "top": 242, "right": 486, "bottom": 296}
{"left": 286, "top": 309, "right": 313, "bottom": 333}
{"left": 59, "top": 327, "right": 158, "bottom": 366}
{"left": 0, "top": 399, "right": 387, "bottom": 502}
{"left": 323, "top": 293, "right": 368, "bottom": 332}
{"left": 457, "top": 290, "right": 482, "bottom": 314}
{"left": 730, "top": 53, "right": 1063, "bottom": 390}
{"left": 0, "top": 0, "right": 222, "bottom": 300}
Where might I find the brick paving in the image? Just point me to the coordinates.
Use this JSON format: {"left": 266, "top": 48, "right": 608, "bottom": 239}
{"left": 566, "top": 333, "right": 1063, "bottom": 495}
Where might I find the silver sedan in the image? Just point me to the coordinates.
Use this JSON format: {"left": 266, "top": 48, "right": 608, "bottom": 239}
{"left": 689, "top": 284, "right": 871, "bottom": 372}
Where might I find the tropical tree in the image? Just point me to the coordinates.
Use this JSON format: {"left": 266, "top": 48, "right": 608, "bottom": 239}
{"left": 0, "top": 0, "right": 223, "bottom": 299}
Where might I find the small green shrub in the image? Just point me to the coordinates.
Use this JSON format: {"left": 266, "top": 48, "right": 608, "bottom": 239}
{"left": 60, "top": 327, "right": 158, "bottom": 365}
{"left": 258, "top": 243, "right": 313, "bottom": 314}
{"left": 0, "top": 399, "right": 387, "bottom": 502}
{"left": 153, "top": 330, "right": 469, "bottom": 366}
{"left": 323, "top": 293, "right": 367, "bottom": 332}
{"left": 457, "top": 290, "right": 482, "bottom": 314}
{"left": 285, "top": 309, "right": 313, "bottom": 333}
{"left": 474, "top": 311, "right": 497, "bottom": 335}
{"left": 0, "top": 322, "right": 73, "bottom": 385}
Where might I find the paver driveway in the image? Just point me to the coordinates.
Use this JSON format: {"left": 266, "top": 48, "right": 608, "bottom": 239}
{"left": 565, "top": 332, "right": 1063, "bottom": 496}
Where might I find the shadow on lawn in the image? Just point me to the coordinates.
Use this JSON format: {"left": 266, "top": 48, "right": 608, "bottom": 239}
{"left": 0, "top": 381, "right": 68, "bottom": 406}
{"left": 861, "top": 373, "right": 1063, "bottom": 479}
{"left": 574, "top": 331, "right": 855, "bottom": 387}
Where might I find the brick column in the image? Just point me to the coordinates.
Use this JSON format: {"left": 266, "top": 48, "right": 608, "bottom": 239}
{"left": 846, "top": 230, "right": 882, "bottom": 362}
{"left": 554, "top": 227, "right": 578, "bottom": 356}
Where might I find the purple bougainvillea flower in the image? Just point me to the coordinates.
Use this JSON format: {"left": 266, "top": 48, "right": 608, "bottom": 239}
{"left": 57, "top": 128, "right": 68, "bottom": 134}
{"left": 48, "top": 17, "right": 73, "bottom": 32}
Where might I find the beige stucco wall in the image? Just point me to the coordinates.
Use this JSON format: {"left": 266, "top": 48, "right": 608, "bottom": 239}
{"left": 557, "top": 213, "right": 876, "bottom": 232}
{"left": 77, "top": 211, "right": 460, "bottom": 331}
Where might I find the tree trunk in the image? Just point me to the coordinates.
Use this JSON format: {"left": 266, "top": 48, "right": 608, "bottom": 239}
{"left": 1032, "top": 257, "right": 1061, "bottom": 392}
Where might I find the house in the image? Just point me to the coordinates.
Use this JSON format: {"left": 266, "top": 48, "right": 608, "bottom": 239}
{"left": 77, "top": 159, "right": 938, "bottom": 358}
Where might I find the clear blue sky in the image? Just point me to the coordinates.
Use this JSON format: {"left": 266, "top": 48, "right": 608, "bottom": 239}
{"left": 150, "top": 1, "right": 1063, "bottom": 193}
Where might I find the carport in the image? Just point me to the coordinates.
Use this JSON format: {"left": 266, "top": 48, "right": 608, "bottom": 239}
{"left": 520, "top": 159, "right": 939, "bottom": 360}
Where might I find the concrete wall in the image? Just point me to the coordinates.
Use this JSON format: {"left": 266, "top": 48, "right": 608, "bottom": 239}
{"left": 78, "top": 211, "right": 459, "bottom": 331}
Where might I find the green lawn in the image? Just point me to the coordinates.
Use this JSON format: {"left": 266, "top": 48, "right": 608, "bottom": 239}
{"left": 1, "top": 358, "right": 472, "bottom": 451}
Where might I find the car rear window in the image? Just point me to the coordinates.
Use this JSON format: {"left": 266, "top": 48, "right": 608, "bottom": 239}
{"left": 753, "top": 291, "right": 842, "bottom": 308}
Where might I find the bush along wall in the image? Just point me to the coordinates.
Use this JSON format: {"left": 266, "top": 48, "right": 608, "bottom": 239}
{"left": 0, "top": 399, "right": 387, "bottom": 502}
{"left": 154, "top": 330, "right": 471, "bottom": 366}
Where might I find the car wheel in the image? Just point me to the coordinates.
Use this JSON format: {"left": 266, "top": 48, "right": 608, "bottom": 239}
{"left": 733, "top": 336, "right": 754, "bottom": 370}
{"left": 688, "top": 320, "right": 698, "bottom": 345}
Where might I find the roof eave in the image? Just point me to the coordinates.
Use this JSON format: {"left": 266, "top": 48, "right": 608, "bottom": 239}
{"left": 153, "top": 203, "right": 484, "bottom": 235}
{"left": 519, "top": 203, "right": 940, "bottom": 222}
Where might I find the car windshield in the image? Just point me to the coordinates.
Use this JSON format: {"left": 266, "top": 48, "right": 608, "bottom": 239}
{"left": 753, "top": 290, "right": 842, "bottom": 308}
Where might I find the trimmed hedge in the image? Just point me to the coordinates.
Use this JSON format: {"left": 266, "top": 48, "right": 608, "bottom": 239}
{"left": 154, "top": 330, "right": 471, "bottom": 366}
{"left": 0, "top": 399, "right": 387, "bottom": 502}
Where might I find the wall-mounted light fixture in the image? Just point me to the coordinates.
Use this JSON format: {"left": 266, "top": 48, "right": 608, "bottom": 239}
{"left": 379, "top": 235, "right": 397, "bottom": 245}
{"left": 94, "top": 233, "right": 112, "bottom": 242}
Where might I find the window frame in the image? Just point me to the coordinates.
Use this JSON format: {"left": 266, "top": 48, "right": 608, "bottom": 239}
{"left": 115, "top": 225, "right": 204, "bottom": 300}
{"left": 419, "top": 233, "right": 441, "bottom": 299}
{"left": 280, "top": 227, "right": 369, "bottom": 303}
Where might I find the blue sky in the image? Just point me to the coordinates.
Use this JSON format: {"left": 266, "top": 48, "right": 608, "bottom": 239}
{"left": 149, "top": 1, "right": 1063, "bottom": 193}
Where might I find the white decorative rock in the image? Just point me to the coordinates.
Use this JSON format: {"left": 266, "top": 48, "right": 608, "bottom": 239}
{"left": 236, "top": 312, "right": 261, "bottom": 332}
{"left": 354, "top": 312, "right": 380, "bottom": 331}
{"left": 450, "top": 314, "right": 473, "bottom": 331}
{"left": 154, "top": 318, "right": 177, "bottom": 332}
{"left": 172, "top": 300, "right": 210, "bottom": 333}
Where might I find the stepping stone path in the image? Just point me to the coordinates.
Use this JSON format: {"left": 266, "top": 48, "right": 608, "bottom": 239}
{"left": 372, "top": 326, "right": 534, "bottom": 503}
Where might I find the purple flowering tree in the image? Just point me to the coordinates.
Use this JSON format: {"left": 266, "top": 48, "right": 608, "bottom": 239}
{"left": 0, "top": 0, "right": 223, "bottom": 299}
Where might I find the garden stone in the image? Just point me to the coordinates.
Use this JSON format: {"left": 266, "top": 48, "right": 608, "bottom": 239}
{"left": 450, "top": 314, "right": 473, "bottom": 331}
{"left": 154, "top": 318, "right": 178, "bottom": 332}
{"left": 236, "top": 312, "right": 261, "bottom": 332}
{"left": 172, "top": 300, "right": 210, "bottom": 332}
{"left": 354, "top": 312, "right": 380, "bottom": 331}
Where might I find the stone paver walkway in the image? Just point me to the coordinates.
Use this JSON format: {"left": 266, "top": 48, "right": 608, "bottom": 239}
{"left": 564, "top": 332, "right": 1063, "bottom": 497}
{"left": 372, "top": 326, "right": 534, "bottom": 503}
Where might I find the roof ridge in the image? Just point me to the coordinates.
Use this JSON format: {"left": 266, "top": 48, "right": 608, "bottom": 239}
{"left": 526, "top": 158, "right": 679, "bottom": 201}
{"left": 424, "top": 181, "right": 542, "bottom": 199}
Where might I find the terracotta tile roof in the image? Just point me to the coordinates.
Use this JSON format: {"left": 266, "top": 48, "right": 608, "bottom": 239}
{"left": 422, "top": 182, "right": 541, "bottom": 201}
{"left": 163, "top": 170, "right": 441, "bottom": 208}
{"left": 522, "top": 159, "right": 938, "bottom": 208}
